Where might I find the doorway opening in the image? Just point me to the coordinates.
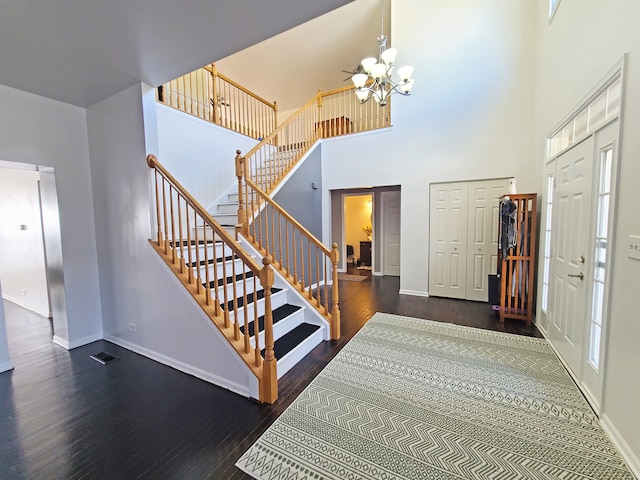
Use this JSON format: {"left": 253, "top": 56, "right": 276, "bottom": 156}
{"left": 0, "top": 161, "right": 69, "bottom": 370}
{"left": 330, "top": 185, "right": 401, "bottom": 277}
{"left": 344, "top": 194, "right": 373, "bottom": 270}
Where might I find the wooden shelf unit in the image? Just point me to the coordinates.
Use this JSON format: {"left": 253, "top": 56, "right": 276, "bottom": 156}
{"left": 498, "top": 193, "right": 537, "bottom": 325}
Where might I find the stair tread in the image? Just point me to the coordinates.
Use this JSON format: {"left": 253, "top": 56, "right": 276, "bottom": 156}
{"left": 224, "top": 287, "right": 282, "bottom": 310}
{"left": 191, "top": 254, "right": 234, "bottom": 267}
{"left": 206, "top": 270, "right": 255, "bottom": 288}
{"left": 170, "top": 239, "right": 218, "bottom": 247}
{"left": 262, "top": 323, "right": 321, "bottom": 360}
{"left": 239, "top": 304, "right": 302, "bottom": 336}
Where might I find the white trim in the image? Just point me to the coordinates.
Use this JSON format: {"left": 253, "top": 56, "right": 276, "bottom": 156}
{"left": 103, "top": 334, "right": 256, "bottom": 399}
{"left": 0, "top": 361, "right": 14, "bottom": 373}
{"left": 601, "top": 413, "right": 640, "bottom": 479}
{"left": 399, "top": 289, "right": 428, "bottom": 297}
{"left": 546, "top": 56, "right": 626, "bottom": 159}
{"left": 52, "top": 333, "right": 102, "bottom": 350}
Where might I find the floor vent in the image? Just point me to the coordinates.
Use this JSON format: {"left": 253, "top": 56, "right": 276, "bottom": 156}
{"left": 90, "top": 352, "right": 118, "bottom": 365}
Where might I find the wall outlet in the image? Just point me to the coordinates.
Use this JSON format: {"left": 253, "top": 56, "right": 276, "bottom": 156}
{"left": 628, "top": 235, "right": 640, "bottom": 261}
{"left": 128, "top": 323, "right": 137, "bottom": 333}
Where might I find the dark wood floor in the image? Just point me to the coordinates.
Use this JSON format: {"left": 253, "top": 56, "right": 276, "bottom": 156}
{"left": 0, "top": 273, "right": 540, "bottom": 480}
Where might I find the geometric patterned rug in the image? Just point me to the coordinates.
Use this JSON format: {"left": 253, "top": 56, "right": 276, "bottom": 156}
{"left": 236, "top": 313, "right": 635, "bottom": 479}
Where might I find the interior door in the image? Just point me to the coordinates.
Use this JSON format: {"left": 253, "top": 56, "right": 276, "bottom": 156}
{"left": 429, "top": 183, "right": 468, "bottom": 299}
{"left": 548, "top": 137, "right": 594, "bottom": 377}
{"left": 382, "top": 191, "right": 401, "bottom": 276}
{"left": 465, "top": 180, "right": 509, "bottom": 301}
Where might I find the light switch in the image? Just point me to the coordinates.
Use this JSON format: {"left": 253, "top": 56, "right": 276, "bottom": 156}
{"left": 629, "top": 235, "right": 640, "bottom": 261}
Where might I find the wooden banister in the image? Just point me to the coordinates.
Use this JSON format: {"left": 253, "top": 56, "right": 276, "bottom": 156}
{"left": 157, "top": 65, "right": 277, "bottom": 140}
{"left": 146, "top": 154, "right": 278, "bottom": 403}
{"left": 236, "top": 150, "right": 341, "bottom": 340}
{"left": 204, "top": 65, "right": 276, "bottom": 111}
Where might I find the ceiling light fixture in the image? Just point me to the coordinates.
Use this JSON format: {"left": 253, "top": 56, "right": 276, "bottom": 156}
{"left": 351, "top": 0, "right": 414, "bottom": 107}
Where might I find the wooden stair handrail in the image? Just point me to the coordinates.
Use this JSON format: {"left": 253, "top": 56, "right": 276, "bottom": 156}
{"left": 147, "top": 154, "right": 261, "bottom": 271}
{"left": 242, "top": 93, "right": 322, "bottom": 161}
{"left": 204, "top": 64, "right": 277, "bottom": 111}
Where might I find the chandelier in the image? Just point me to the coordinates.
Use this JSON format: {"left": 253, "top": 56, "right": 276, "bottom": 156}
{"left": 351, "top": 1, "right": 414, "bottom": 106}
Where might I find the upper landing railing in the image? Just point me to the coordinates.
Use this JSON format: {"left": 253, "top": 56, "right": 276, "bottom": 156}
{"left": 157, "top": 65, "right": 391, "bottom": 146}
{"left": 157, "top": 64, "right": 277, "bottom": 141}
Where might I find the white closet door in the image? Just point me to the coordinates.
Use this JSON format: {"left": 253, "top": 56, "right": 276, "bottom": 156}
{"left": 465, "top": 180, "right": 509, "bottom": 301}
{"left": 429, "top": 183, "right": 468, "bottom": 299}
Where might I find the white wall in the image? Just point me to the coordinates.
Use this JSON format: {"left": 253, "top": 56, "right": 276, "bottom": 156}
{"left": 321, "top": 0, "right": 538, "bottom": 296}
{"left": 86, "top": 84, "right": 258, "bottom": 398}
{"left": 0, "top": 168, "right": 49, "bottom": 316}
{"left": 0, "top": 84, "right": 102, "bottom": 348}
{"left": 156, "top": 105, "right": 258, "bottom": 210}
{"left": 532, "top": 0, "right": 640, "bottom": 471}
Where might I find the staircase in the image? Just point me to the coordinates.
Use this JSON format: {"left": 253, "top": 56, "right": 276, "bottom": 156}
{"left": 148, "top": 152, "right": 337, "bottom": 403}
{"left": 148, "top": 79, "right": 391, "bottom": 403}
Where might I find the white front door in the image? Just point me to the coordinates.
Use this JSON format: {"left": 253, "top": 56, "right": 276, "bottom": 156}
{"left": 465, "top": 180, "right": 509, "bottom": 301}
{"left": 548, "top": 137, "right": 594, "bottom": 377}
{"left": 382, "top": 191, "right": 401, "bottom": 276}
{"left": 429, "top": 182, "right": 468, "bottom": 299}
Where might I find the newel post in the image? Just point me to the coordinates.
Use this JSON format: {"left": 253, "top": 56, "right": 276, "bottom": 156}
{"left": 273, "top": 101, "right": 278, "bottom": 143}
{"left": 316, "top": 89, "right": 324, "bottom": 138}
{"left": 210, "top": 64, "right": 218, "bottom": 124}
{"left": 260, "top": 255, "right": 278, "bottom": 403}
{"left": 235, "top": 150, "right": 247, "bottom": 238}
{"left": 330, "top": 243, "right": 341, "bottom": 340}
{"left": 146, "top": 154, "right": 163, "bottom": 247}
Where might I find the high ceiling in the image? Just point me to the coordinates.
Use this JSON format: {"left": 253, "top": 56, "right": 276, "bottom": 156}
{"left": 215, "top": 0, "right": 391, "bottom": 112}
{"left": 0, "top": 0, "right": 354, "bottom": 107}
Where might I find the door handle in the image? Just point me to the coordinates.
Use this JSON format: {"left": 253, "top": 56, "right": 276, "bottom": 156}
{"left": 568, "top": 272, "right": 584, "bottom": 280}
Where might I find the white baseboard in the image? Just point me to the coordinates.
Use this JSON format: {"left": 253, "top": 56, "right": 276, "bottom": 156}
{"left": 399, "top": 289, "right": 429, "bottom": 297}
{"left": 0, "top": 361, "right": 14, "bottom": 373}
{"left": 601, "top": 413, "right": 640, "bottom": 478}
{"left": 3, "top": 296, "right": 50, "bottom": 318}
{"left": 103, "top": 334, "right": 254, "bottom": 399}
{"left": 52, "top": 333, "right": 102, "bottom": 350}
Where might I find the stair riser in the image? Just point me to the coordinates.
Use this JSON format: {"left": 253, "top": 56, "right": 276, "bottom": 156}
{"left": 207, "top": 215, "right": 236, "bottom": 228}
{"left": 196, "top": 257, "right": 252, "bottom": 280}
{"left": 213, "top": 276, "right": 260, "bottom": 302}
{"left": 251, "top": 308, "right": 305, "bottom": 351}
{"left": 275, "top": 327, "right": 325, "bottom": 379}
{"left": 217, "top": 203, "right": 239, "bottom": 215}
{"left": 177, "top": 243, "right": 232, "bottom": 263}
{"left": 228, "top": 289, "right": 287, "bottom": 324}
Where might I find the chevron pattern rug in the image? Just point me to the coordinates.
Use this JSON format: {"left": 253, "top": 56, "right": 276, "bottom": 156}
{"left": 236, "top": 313, "right": 634, "bottom": 480}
